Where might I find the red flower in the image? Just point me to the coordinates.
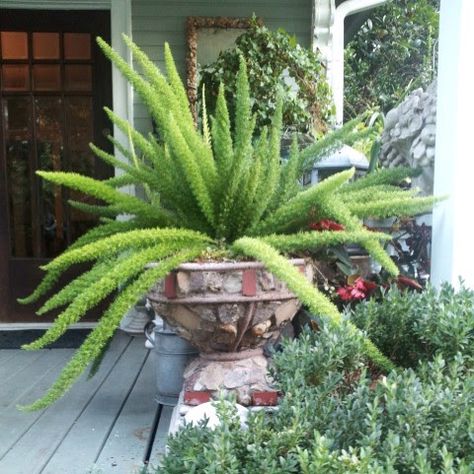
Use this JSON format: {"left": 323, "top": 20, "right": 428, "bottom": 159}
{"left": 336, "top": 278, "right": 378, "bottom": 302}
{"left": 336, "top": 286, "right": 353, "bottom": 301}
{"left": 309, "top": 219, "right": 345, "bottom": 232}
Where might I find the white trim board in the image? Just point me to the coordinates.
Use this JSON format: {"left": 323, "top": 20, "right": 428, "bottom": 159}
{"left": 0, "top": 1, "right": 111, "bottom": 9}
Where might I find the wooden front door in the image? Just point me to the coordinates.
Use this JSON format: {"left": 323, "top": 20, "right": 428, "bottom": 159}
{"left": 0, "top": 10, "right": 113, "bottom": 322}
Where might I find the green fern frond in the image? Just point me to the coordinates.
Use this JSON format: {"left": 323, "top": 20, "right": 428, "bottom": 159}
{"left": 43, "top": 228, "right": 211, "bottom": 274}
{"left": 164, "top": 42, "right": 194, "bottom": 124}
{"left": 296, "top": 117, "right": 366, "bottom": 176}
{"left": 103, "top": 173, "right": 138, "bottom": 188}
{"left": 19, "top": 246, "right": 205, "bottom": 411}
{"left": 36, "top": 259, "right": 113, "bottom": 315}
{"left": 254, "top": 168, "right": 355, "bottom": 235}
{"left": 277, "top": 134, "right": 301, "bottom": 205}
{"left": 166, "top": 113, "right": 216, "bottom": 226}
{"left": 37, "top": 171, "right": 173, "bottom": 226}
{"left": 67, "top": 200, "right": 121, "bottom": 219}
{"left": 261, "top": 230, "right": 391, "bottom": 253}
{"left": 347, "top": 195, "right": 441, "bottom": 219}
{"left": 340, "top": 166, "right": 421, "bottom": 193}
{"left": 23, "top": 245, "right": 181, "bottom": 350}
{"left": 67, "top": 219, "right": 147, "bottom": 251}
{"left": 232, "top": 237, "right": 395, "bottom": 372}
{"left": 212, "top": 83, "right": 233, "bottom": 179}
{"left": 233, "top": 57, "right": 252, "bottom": 161}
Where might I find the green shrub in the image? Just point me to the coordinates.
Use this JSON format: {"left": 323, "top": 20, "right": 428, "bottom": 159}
{"left": 349, "top": 283, "right": 474, "bottom": 367}
{"left": 158, "top": 319, "right": 474, "bottom": 473}
{"left": 344, "top": 0, "right": 439, "bottom": 119}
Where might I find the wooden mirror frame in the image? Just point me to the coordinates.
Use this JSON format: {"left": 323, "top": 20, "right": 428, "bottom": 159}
{"left": 185, "top": 16, "right": 262, "bottom": 121}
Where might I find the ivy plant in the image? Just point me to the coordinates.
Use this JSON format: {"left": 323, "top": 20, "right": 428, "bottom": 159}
{"left": 19, "top": 35, "right": 439, "bottom": 410}
{"left": 199, "top": 18, "right": 334, "bottom": 136}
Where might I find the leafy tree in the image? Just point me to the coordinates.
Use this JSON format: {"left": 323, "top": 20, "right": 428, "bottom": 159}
{"left": 344, "top": 0, "right": 439, "bottom": 119}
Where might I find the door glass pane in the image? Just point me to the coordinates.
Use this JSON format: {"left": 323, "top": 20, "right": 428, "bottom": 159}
{"left": 35, "top": 97, "right": 65, "bottom": 257}
{"left": 3, "top": 97, "right": 33, "bottom": 257}
{"left": 65, "top": 97, "right": 97, "bottom": 242}
{"left": 33, "top": 32, "right": 60, "bottom": 59}
{"left": 65, "top": 65, "right": 92, "bottom": 91}
{"left": 1, "top": 32, "right": 28, "bottom": 59}
{"left": 33, "top": 65, "right": 61, "bottom": 91}
{"left": 2, "top": 65, "right": 30, "bottom": 91}
{"left": 64, "top": 33, "right": 91, "bottom": 60}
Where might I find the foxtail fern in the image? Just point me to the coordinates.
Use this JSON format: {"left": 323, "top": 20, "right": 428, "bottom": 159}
{"left": 20, "top": 35, "right": 438, "bottom": 410}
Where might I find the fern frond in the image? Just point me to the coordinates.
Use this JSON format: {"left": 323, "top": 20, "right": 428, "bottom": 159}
{"left": 67, "top": 219, "right": 147, "bottom": 251}
{"left": 36, "top": 259, "right": 113, "bottom": 315}
{"left": 319, "top": 197, "right": 399, "bottom": 276}
{"left": 68, "top": 200, "right": 121, "bottom": 219}
{"left": 339, "top": 166, "right": 421, "bottom": 193}
{"left": 296, "top": 117, "right": 366, "bottom": 176}
{"left": 19, "top": 246, "right": 205, "bottom": 411}
{"left": 277, "top": 134, "right": 301, "bottom": 205}
{"left": 164, "top": 42, "right": 194, "bottom": 124}
{"left": 254, "top": 168, "right": 355, "bottom": 235}
{"left": 37, "top": 171, "right": 173, "bottom": 226}
{"left": 233, "top": 57, "right": 252, "bottom": 162}
{"left": 19, "top": 228, "right": 210, "bottom": 305}
{"left": 24, "top": 245, "right": 180, "bottom": 350}
{"left": 43, "top": 228, "right": 211, "bottom": 274}
{"left": 347, "top": 195, "right": 440, "bottom": 219}
{"left": 232, "top": 237, "right": 395, "bottom": 372}
{"left": 89, "top": 143, "right": 161, "bottom": 192}
{"left": 201, "top": 84, "right": 211, "bottom": 147}
{"left": 166, "top": 113, "right": 216, "bottom": 226}
{"left": 261, "top": 230, "right": 390, "bottom": 253}
{"left": 103, "top": 173, "right": 138, "bottom": 188}
{"left": 211, "top": 83, "right": 233, "bottom": 179}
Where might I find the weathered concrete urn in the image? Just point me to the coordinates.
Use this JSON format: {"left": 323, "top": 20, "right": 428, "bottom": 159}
{"left": 147, "top": 259, "right": 313, "bottom": 405}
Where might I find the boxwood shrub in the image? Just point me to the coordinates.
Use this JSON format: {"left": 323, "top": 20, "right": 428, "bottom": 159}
{"left": 156, "top": 284, "right": 474, "bottom": 473}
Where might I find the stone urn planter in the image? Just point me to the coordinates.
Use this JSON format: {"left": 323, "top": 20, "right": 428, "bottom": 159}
{"left": 147, "top": 259, "right": 313, "bottom": 405}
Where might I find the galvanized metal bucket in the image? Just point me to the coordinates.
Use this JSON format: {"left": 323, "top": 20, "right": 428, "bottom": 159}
{"left": 145, "top": 319, "right": 198, "bottom": 406}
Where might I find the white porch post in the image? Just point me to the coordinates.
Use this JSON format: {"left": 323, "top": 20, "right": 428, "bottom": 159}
{"left": 111, "top": 0, "right": 134, "bottom": 188}
{"left": 431, "top": 0, "right": 474, "bottom": 288}
{"left": 331, "top": 0, "right": 387, "bottom": 125}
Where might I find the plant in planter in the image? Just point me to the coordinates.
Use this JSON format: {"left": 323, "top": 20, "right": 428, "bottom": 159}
{"left": 19, "top": 36, "right": 438, "bottom": 410}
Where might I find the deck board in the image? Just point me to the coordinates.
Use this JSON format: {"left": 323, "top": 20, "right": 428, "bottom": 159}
{"left": 42, "top": 338, "right": 149, "bottom": 474}
{"left": 148, "top": 405, "right": 174, "bottom": 469}
{"left": 0, "top": 332, "right": 172, "bottom": 474}
{"left": 93, "top": 354, "right": 160, "bottom": 474}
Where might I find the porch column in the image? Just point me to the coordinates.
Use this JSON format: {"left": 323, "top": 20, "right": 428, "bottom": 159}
{"left": 431, "top": 0, "right": 474, "bottom": 288}
{"left": 111, "top": 0, "right": 134, "bottom": 194}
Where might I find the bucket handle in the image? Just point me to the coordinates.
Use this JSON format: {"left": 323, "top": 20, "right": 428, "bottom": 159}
{"left": 144, "top": 320, "right": 156, "bottom": 347}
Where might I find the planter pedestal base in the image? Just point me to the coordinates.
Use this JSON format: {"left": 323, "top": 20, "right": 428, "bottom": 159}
{"left": 182, "top": 348, "right": 276, "bottom": 406}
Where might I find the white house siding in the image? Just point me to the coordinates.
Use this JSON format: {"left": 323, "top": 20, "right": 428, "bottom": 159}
{"left": 131, "top": 0, "right": 313, "bottom": 133}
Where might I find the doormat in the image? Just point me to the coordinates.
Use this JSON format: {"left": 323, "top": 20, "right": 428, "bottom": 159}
{"left": 0, "top": 329, "right": 92, "bottom": 349}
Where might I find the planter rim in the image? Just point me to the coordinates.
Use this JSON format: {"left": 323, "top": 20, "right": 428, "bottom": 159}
{"left": 146, "top": 258, "right": 306, "bottom": 272}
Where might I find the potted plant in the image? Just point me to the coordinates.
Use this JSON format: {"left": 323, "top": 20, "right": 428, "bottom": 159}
{"left": 19, "top": 36, "right": 438, "bottom": 410}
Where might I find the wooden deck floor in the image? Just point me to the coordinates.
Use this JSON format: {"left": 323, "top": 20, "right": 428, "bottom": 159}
{"left": 0, "top": 332, "right": 172, "bottom": 474}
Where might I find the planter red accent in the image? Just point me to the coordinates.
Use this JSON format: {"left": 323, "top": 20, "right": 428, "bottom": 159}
{"left": 184, "top": 390, "right": 212, "bottom": 405}
{"left": 251, "top": 391, "right": 279, "bottom": 406}
{"left": 242, "top": 269, "right": 257, "bottom": 296}
{"left": 164, "top": 273, "right": 177, "bottom": 299}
